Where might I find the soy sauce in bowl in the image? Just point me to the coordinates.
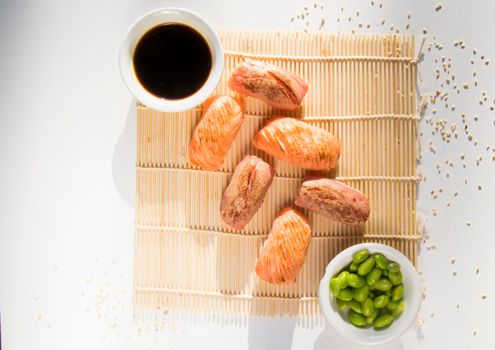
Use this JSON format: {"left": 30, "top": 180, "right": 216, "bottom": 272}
{"left": 133, "top": 24, "right": 212, "bottom": 100}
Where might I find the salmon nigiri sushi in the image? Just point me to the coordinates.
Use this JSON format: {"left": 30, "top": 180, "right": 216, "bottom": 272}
{"left": 228, "top": 58, "right": 308, "bottom": 111}
{"left": 189, "top": 95, "right": 244, "bottom": 170}
{"left": 295, "top": 177, "right": 370, "bottom": 225}
{"left": 255, "top": 208, "right": 312, "bottom": 284}
{"left": 252, "top": 117, "right": 341, "bottom": 171}
{"left": 220, "top": 155, "right": 274, "bottom": 230}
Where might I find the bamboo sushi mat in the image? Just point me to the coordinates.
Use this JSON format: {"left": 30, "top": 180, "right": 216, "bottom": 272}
{"left": 134, "top": 31, "right": 420, "bottom": 318}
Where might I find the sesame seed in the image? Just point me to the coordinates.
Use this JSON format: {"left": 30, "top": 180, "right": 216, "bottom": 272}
{"left": 435, "top": 3, "right": 443, "bottom": 11}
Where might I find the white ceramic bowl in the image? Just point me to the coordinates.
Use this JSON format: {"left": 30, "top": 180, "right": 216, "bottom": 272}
{"left": 319, "top": 243, "right": 421, "bottom": 345}
{"left": 119, "top": 8, "right": 224, "bottom": 112}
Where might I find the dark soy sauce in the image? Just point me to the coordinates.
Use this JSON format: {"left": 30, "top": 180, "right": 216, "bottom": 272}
{"left": 133, "top": 24, "right": 212, "bottom": 99}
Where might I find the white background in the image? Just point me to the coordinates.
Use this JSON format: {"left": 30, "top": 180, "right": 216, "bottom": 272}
{"left": 1, "top": 0, "right": 495, "bottom": 349}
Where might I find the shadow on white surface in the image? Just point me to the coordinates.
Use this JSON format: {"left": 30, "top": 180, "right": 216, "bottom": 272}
{"left": 248, "top": 317, "right": 297, "bottom": 350}
{"left": 313, "top": 321, "right": 405, "bottom": 350}
{"left": 112, "top": 100, "right": 137, "bottom": 208}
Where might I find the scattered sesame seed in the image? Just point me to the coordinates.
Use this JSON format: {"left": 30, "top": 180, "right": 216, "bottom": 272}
{"left": 435, "top": 3, "right": 443, "bottom": 11}
{"left": 481, "top": 293, "right": 487, "bottom": 300}
{"left": 476, "top": 267, "right": 480, "bottom": 274}
{"left": 466, "top": 221, "right": 471, "bottom": 226}
{"left": 450, "top": 257, "right": 456, "bottom": 264}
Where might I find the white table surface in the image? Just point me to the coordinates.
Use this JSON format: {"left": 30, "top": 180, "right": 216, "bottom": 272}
{"left": 1, "top": 0, "right": 494, "bottom": 349}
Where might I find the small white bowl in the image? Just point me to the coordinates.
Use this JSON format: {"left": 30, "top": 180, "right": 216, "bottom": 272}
{"left": 319, "top": 243, "right": 421, "bottom": 345}
{"left": 119, "top": 8, "right": 224, "bottom": 112}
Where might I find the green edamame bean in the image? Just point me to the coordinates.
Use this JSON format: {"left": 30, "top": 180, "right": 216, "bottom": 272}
{"left": 353, "top": 285, "right": 369, "bottom": 302}
{"left": 385, "top": 289, "right": 392, "bottom": 297}
{"left": 349, "top": 300, "right": 362, "bottom": 313}
{"left": 336, "top": 298, "right": 351, "bottom": 310}
{"left": 366, "top": 308, "right": 380, "bottom": 325}
{"left": 392, "top": 285, "right": 403, "bottom": 301}
{"left": 347, "top": 273, "right": 365, "bottom": 288}
{"left": 393, "top": 300, "right": 405, "bottom": 318}
{"left": 348, "top": 310, "right": 366, "bottom": 327}
{"left": 374, "top": 314, "right": 394, "bottom": 329}
{"left": 337, "top": 288, "right": 354, "bottom": 301}
{"left": 337, "top": 271, "right": 349, "bottom": 289}
{"left": 349, "top": 262, "right": 358, "bottom": 272}
{"left": 329, "top": 278, "right": 341, "bottom": 296}
{"left": 386, "top": 300, "right": 399, "bottom": 312}
{"left": 366, "top": 268, "right": 382, "bottom": 286}
{"left": 387, "top": 262, "right": 401, "bottom": 273}
{"left": 362, "top": 298, "right": 375, "bottom": 317}
{"left": 388, "top": 271, "right": 403, "bottom": 286}
{"left": 374, "top": 295, "right": 390, "bottom": 309}
{"left": 358, "top": 256, "right": 376, "bottom": 276}
{"left": 373, "top": 278, "right": 393, "bottom": 291}
{"left": 352, "top": 249, "right": 370, "bottom": 264}
{"left": 374, "top": 253, "right": 389, "bottom": 269}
